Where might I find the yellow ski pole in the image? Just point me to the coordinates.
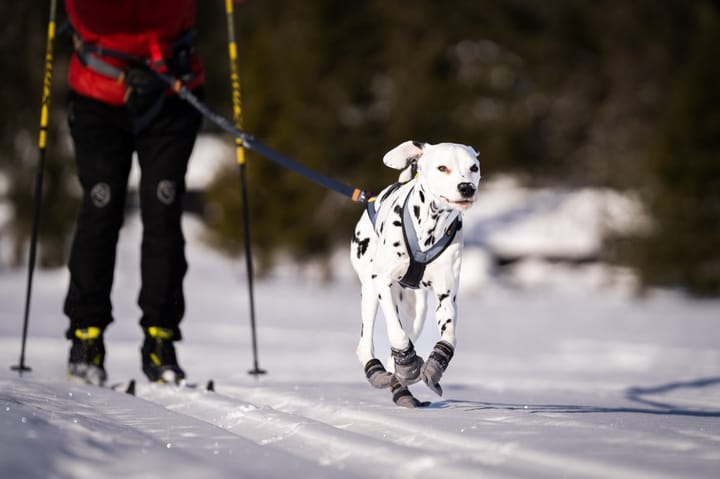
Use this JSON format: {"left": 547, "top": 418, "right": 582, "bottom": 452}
{"left": 225, "top": 0, "right": 266, "bottom": 376}
{"left": 12, "top": 0, "right": 58, "bottom": 375}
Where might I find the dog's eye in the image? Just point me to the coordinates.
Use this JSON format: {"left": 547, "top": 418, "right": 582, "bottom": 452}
{"left": 470, "top": 164, "right": 479, "bottom": 173}
{"left": 437, "top": 165, "right": 449, "bottom": 173}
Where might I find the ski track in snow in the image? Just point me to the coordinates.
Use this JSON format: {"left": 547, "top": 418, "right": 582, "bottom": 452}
{"left": 2, "top": 215, "right": 720, "bottom": 478}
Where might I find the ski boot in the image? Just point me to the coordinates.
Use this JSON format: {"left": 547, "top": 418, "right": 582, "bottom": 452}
{"left": 141, "top": 327, "right": 186, "bottom": 384}
{"left": 68, "top": 327, "right": 108, "bottom": 386}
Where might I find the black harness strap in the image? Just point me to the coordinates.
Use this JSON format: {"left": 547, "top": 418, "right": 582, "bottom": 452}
{"left": 399, "top": 191, "right": 461, "bottom": 289}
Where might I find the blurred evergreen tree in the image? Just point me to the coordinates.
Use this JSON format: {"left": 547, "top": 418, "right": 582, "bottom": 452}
{"left": 2, "top": 0, "right": 718, "bottom": 294}
{"left": 628, "top": 3, "right": 720, "bottom": 295}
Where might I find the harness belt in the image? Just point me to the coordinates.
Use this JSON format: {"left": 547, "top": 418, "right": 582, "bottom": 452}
{"left": 70, "top": 27, "right": 196, "bottom": 132}
{"left": 367, "top": 185, "right": 461, "bottom": 289}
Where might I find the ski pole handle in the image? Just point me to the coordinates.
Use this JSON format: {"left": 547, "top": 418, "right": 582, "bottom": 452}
{"left": 225, "top": 0, "right": 246, "bottom": 165}
{"left": 38, "top": 0, "right": 58, "bottom": 150}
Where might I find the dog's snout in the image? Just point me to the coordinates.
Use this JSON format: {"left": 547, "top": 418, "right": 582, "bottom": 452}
{"left": 457, "top": 182, "right": 476, "bottom": 198}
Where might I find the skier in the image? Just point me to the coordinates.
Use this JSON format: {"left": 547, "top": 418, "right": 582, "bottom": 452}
{"left": 63, "top": 0, "right": 205, "bottom": 385}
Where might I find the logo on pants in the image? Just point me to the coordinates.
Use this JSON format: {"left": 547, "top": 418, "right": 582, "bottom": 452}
{"left": 90, "top": 182, "right": 111, "bottom": 208}
{"left": 157, "top": 180, "right": 177, "bottom": 205}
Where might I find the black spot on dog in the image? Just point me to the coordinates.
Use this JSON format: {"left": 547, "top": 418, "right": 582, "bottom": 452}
{"left": 441, "top": 319, "right": 452, "bottom": 334}
{"left": 378, "top": 294, "right": 382, "bottom": 300}
{"left": 371, "top": 274, "right": 377, "bottom": 279}
{"left": 413, "top": 205, "right": 420, "bottom": 221}
{"left": 436, "top": 292, "right": 450, "bottom": 311}
{"left": 380, "top": 222, "right": 385, "bottom": 233}
{"left": 360, "top": 323, "right": 364, "bottom": 337}
{"left": 351, "top": 235, "right": 370, "bottom": 259}
{"left": 393, "top": 220, "right": 402, "bottom": 227}
{"left": 393, "top": 241, "right": 400, "bottom": 247}
{"left": 394, "top": 204, "right": 402, "bottom": 216}
{"left": 399, "top": 291, "right": 404, "bottom": 302}
{"left": 395, "top": 305, "right": 399, "bottom": 315}
{"left": 422, "top": 280, "right": 433, "bottom": 288}
{"left": 419, "top": 188, "right": 425, "bottom": 204}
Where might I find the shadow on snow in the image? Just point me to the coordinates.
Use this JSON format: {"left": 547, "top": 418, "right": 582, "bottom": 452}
{"left": 430, "top": 377, "right": 720, "bottom": 418}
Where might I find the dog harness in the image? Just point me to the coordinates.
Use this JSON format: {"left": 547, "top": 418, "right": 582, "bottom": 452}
{"left": 367, "top": 184, "right": 461, "bottom": 289}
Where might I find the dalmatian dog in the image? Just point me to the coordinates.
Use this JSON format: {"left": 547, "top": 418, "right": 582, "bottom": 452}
{"left": 350, "top": 141, "right": 481, "bottom": 407}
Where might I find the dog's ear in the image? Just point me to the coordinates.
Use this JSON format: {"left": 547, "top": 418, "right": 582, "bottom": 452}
{"left": 383, "top": 141, "right": 426, "bottom": 170}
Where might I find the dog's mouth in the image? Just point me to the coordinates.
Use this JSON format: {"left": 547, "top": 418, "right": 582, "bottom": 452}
{"left": 441, "top": 196, "right": 475, "bottom": 209}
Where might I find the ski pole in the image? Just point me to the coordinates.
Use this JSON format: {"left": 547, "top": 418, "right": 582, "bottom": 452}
{"left": 12, "top": 0, "right": 58, "bottom": 375}
{"left": 225, "top": 0, "right": 266, "bottom": 377}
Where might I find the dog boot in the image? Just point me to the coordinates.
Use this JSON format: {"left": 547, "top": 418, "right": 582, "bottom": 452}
{"left": 391, "top": 340, "right": 424, "bottom": 386}
{"left": 420, "top": 340, "right": 454, "bottom": 396}
{"left": 68, "top": 327, "right": 108, "bottom": 386}
{"left": 364, "top": 358, "right": 393, "bottom": 388}
{"left": 390, "top": 375, "right": 430, "bottom": 408}
{"left": 141, "top": 327, "right": 186, "bottom": 384}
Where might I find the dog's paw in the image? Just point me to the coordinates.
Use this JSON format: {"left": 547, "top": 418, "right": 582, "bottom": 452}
{"left": 391, "top": 341, "right": 424, "bottom": 386}
{"left": 364, "top": 359, "right": 393, "bottom": 389}
{"left": 420, "top": 341, "right": 454, "bottom": 396}
{"left": 391, "top": 375, "right": 430, "bottom": 408}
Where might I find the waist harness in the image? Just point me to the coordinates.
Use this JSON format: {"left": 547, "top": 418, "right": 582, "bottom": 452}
{"left": 71, "top": 28, "right": 196, "bottom": 132}
{"left": 367, "top": 184, "right": 461, "bottom": 289}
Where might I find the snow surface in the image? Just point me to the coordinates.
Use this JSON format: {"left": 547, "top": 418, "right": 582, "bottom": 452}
{"left": 1, "top": 200, "right": 720, "bottom": 477}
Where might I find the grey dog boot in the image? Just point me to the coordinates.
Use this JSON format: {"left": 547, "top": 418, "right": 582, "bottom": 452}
{"left": 391, "top": 341, "right": 424, "bottom": 386}
{"left": 364, "top": 358, "right": 393, "bottom": 388}
{"left": 390, "top": 375, "right": 431, "bottom": 408}
{"left": 420, "top": 340, "right": 454, "bottom": 396}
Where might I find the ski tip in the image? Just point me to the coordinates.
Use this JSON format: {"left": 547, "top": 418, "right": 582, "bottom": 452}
{"left": 206, "top": 379, "right": 215, "bottom": 392}
{"left": 125, "top": 379, "right": 136, "bottom": 396}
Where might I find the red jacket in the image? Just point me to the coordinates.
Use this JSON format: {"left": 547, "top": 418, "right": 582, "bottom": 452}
{"left": 66, "top": 0, "right": 205, "bottom": 105}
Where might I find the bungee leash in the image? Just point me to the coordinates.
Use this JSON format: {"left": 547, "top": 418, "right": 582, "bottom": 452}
{"left": 161, "top": 71, "right": 373, "bottom": 204}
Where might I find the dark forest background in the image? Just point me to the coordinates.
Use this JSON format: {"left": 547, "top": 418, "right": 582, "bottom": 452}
{"left": 1, "top": 0, "right": 719, "bottom": 296}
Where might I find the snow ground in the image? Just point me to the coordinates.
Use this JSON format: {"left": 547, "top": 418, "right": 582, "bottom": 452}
{"left": 1, "top": 209, "right": 720, "bottom": 478}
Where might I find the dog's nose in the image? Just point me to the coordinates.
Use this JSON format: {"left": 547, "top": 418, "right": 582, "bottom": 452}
{"left": 457, "top": 182, "right": 476, "bottom": 198}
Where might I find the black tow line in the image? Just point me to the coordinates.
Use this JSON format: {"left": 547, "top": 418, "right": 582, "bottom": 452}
{"left": 157, "top": 72, "right": 373, "bottom": 205}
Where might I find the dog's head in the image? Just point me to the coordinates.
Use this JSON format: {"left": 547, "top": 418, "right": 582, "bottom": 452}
{"left": 383, "top": 141, "right": 481, "bottom": 210}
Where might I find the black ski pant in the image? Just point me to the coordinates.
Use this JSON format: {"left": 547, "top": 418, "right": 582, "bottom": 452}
{"left": 64, "top": 91, "right": 202, "bottom": 340}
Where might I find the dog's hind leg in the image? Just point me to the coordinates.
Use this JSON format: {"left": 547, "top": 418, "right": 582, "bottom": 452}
{"left": 356, "top": 281, "right": 393, "bottom": 388}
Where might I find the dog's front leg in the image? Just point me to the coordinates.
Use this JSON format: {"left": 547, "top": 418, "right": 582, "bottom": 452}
{"left": 421, "top": 264, "right": 459, "bottom": 396}
{"left": 373, "top": 274, "right": 424, "bottom": 386}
